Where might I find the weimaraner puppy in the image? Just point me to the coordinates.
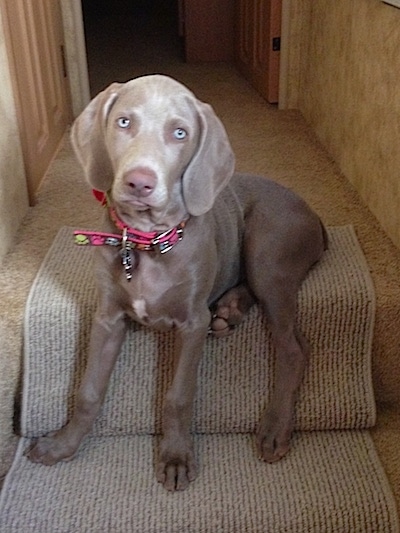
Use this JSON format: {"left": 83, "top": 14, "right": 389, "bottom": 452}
{"left": 28, "top": 74, "right": 327, "bottom": 491}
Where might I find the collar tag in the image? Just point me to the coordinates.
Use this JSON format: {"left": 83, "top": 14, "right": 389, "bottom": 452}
{"left": 120, "top": 228, "right": 133, "bottom": 281}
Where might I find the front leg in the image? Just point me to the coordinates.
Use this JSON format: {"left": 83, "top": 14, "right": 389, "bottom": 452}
{"left": 156, "top": 310, "right": 209, "bottom": 491}
{"left": 28, "top": 300, "right": 128, "bottom": 465}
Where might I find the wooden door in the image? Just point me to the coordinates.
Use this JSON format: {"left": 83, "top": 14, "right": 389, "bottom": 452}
{"left": 2, "top": 0, "right": 72, "bottom": 203}
{"left": 182, "top": 0, "right": 235, "bottom": 62}
{"left": 235, "top": 0, "right": 282, "bottom": 103}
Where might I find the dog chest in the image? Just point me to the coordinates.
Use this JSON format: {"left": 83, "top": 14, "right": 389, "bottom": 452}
{"left": 120, "top": 254, "right": 193, "bottom": 329}
{"left": 131, "top": 298, "right": 148, "bottom": 320}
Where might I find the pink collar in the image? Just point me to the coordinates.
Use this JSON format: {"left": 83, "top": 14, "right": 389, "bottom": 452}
{"left": 73, "top": 190, "right": 188, "bottom": 280}
{"left": 109, "top": 206, "right": 187, "bottom": 252}
{"left": 73, "top": 217, "right": 187, "bottom": 253}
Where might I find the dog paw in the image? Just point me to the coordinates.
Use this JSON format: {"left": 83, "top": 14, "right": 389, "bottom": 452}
{"left": 209, "top": 312, "right": 238, "bottom": 338}
{"left": 256, "top": 409, "right": 293, "bottom": 463}
{"left": 209, "top": 286, "right": 254, "bottom": 338}
{"left": 26, "top": 430, "right": 79, "bottom": 466}
{"left": 156, "top": 438, "right": 197, "bottom": 491}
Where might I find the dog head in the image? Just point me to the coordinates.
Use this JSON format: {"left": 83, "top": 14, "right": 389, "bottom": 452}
{"left": 71, "top": 75, "right": 235, "bottom": 225}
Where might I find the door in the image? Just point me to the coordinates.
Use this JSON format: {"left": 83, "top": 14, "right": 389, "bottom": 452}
{"left": 182, "top": 0, "right": 234, "bottom": 62}
{"left": 2, "top": 0, "right": 72, "bottom": 203}
{"left": 235, "top": 0, "right": 282, "bottom": 103}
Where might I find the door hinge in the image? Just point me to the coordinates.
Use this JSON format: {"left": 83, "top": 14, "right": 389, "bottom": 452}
{"left": 60, "top": 44, "right": 68, "bottom": 78}
{"left": 272, "top": 37, "right": 281, "bottom": 52}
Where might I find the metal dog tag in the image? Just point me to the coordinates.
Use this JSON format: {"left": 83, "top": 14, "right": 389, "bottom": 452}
{"left": 120, "top": 228, "right": 133, "bottom": 281}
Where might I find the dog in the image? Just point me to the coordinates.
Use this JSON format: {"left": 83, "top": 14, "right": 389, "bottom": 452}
{"left": 28, "top": 74, "right": 327, "bottom": 491}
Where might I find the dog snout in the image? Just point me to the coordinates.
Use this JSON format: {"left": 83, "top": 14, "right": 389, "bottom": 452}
{"left": 124, "top": 167, "right": 157, "bottom": 198}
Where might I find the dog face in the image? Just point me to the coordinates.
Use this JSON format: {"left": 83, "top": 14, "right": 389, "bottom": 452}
{"left": 105, "top": 78, "right": 200, "bottom": 218}
{"left": 71, "top": 75, "right": 235, "bottom": 228}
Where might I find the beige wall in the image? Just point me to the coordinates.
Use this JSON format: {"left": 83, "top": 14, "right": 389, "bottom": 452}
{"left": 288, "top": 0, "right": 400, "bottom": 248}
{"left": 0, "top": 8, "right": 29, "bottom": 263}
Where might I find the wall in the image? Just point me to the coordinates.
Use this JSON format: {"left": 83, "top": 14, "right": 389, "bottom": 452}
{"left": 0, "top": 7, "right": 29, "bottom": 262}
{"left": 279, "top": 0, "right": 311, "bottom": 109}
{"left": 288, "top": 0, "right": 400, "bottom": 248}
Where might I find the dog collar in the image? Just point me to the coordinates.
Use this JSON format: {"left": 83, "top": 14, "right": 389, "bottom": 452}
{"left": 73, "top": 219, "right": 187, "bottom": 253}
{"left": 73, "top": 189, "right": 188, "bottom": 281}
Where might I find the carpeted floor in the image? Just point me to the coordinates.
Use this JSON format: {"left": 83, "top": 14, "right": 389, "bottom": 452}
{"left": 1, "top": 0, "right": 400, "bottom": 523}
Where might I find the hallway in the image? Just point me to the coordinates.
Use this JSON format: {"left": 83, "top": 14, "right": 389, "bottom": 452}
{"left": 82, "top": 0, "right": 184, "bottom": 95}
{"left": 1, "top": 3, "right": 400, "bottom": 518}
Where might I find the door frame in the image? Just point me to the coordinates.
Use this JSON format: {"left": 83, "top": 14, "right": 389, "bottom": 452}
{"left": 278, "top": 0, "right": 291, "bottom": 108}
{"left": 60, "top": 0, "right": 90, "bottom": 117}
{"left": 61, "top": 0, "right": 291, "bottom": 113}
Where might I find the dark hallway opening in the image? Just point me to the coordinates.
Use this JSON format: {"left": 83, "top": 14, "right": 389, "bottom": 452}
{"left": 81, "top": 0, "right": 184, "bottom": 95}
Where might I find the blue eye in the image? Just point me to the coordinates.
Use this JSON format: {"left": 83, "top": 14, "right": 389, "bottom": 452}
{"left": 174, "top": 128, "right": 187, "bottom": 140}
{"left": 117, "top": 117, "right": 131, "bottom": 129}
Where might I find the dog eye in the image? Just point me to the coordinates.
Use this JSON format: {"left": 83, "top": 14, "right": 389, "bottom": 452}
{"left": 173, "top": 128, "right": 187, "bottom": 140}
{"left": 117, "top": 117, "right": 131, "bottom": 129}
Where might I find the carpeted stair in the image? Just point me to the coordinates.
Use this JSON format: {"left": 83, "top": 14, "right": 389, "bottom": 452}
{"left": 0, "top": 224, "right": 398, "bottom": 532}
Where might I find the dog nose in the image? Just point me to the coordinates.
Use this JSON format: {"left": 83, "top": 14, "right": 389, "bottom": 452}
{"left": 124, "top": 167, "right": 157, "bottom": 198}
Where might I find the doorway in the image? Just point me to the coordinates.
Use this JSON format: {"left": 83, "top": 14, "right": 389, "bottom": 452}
{"left": 67, "top": 0, "right": 287, "bottom": 112}
{"left": 81, "top": 0, "right": 183, "bottom": 96}
{"left": 1, "top": 0, "right": 72, "bottom": 203}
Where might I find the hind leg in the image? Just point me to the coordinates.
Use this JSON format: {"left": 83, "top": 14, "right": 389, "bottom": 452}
{"left": 246, "top": 275, "right": 310, "bottom": 462}
{"left": 256, "top": 313, "right": 309, "bottom": 462}
{"left": 243, "top": 201, "right": 324, "bottom": 461}
{"left": 247, "top": 263, "right": 309, "bottom": 462}
{"left": 209, "top": 284, "right": 256, "bottom": 338}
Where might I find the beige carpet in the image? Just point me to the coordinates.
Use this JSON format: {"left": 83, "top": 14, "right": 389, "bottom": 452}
{"left": 0, "top": 221, "right": 398, "bottom": 530}
{"left": 1, "top": 433, "right": 397, "bottom": 532}
{"left": 1, "top": 61, "right": 400, "bottom": 528}
{"left": 22, "top": 226, "right": 375, "bottom": 438}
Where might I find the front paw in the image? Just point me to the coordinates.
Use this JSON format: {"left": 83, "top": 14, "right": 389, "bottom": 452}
{"left": 156, "top": 435, "right": 197, "bottom": 491}
{"left": 26, "top": 428, "right": 80, "bottom": 466}
{"left": 256, "top": 408, "right": 293, "bottom": 463}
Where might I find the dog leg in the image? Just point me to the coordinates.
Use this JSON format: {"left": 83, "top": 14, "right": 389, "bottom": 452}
{"left": 210, "top": 284, "right": 255, "bottom": 337}
{"left": 244, "top": 233, "right": 309, "bottom": 462}
{"left": 256, "top": 297, "right": 309, "bottom": 463}
{"left": 242, "top": 206, "right": 321, "bottom": 463}
{"left": 156, "top": 311, "right": 209, "bottom": 491}
{"left": 27, "top": 303, "right": 127, "bottom": 465}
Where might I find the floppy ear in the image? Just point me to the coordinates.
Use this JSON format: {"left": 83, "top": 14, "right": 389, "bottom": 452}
{"left": 182, "top": 101, "right": 235, "bottom": 216}
{"left": 71, "top": 83, "right": 122, "bottom": 191}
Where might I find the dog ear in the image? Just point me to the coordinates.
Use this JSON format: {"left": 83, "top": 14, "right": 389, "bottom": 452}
{"left": 182, "top": 101, "right": 235, "bottom": 216}
{"left": 71, "top": 83, "right": 122, "bottom": 191}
